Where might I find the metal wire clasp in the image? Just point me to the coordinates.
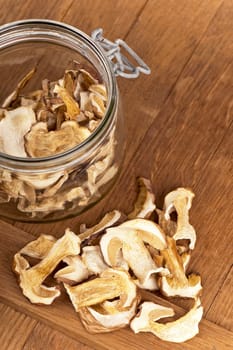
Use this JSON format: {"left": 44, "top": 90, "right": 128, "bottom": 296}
{"left": 91, "top": 28, "right": 151, "bottom": 79}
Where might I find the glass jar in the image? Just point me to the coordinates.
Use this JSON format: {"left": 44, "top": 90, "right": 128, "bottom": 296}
{"left": 0, "top": 20, "right": 124, "bottom": 222}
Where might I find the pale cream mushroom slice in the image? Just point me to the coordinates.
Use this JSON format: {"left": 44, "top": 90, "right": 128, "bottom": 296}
{"left": 16, "top": 171, "right": 67, "bottom": 190}
{"left": 68, "top": 268, "right": 139, "bottom": 333}
{"left": 20, "top": 234, "right": 56, "bottom": 259}
{"left": 79, "top": 209, "right": 123, "bottom": 242}
{"left": 17, "top": 186, "right": 87, "bottom": 214}
{"left": 64, "top": 268, "right": 137, "bottom": 311}
{"left": 128, "top": 177, "right": 156, "bottom": 219}
{"left": 100, "top": 223, "right": 167, "bottom": 290}
{"left": 79, "top": 298, "right": 139, "bottom": 334}
{"left": 54, "top": 255, "right": 89, "bottom": 285}
{"left": 81, "top": 246, "right": 108, "bottom": 275}
{"left": 119, "top": 218, "right": 167, "bottom": 250}
{"left": 159, "top": 237, "right": 202, "bottom": 298}
{"left": 130, "top": 298, "right": 203, "bottom": 343}
{"left": 13, "top": 228, "right": 81, "bottom": 304}
{"left": 25, "top": 121, "right": 90, "bottom": 158}
{"left": 0, "top": 106, "right": 36, "bottom": 157}
{"left": 164, "top": 188, "right": 196, "bottom": 250}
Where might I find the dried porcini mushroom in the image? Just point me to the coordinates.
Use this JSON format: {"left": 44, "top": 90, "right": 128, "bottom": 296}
{"left": 0, "top": 66, "right": 115, "bottom": 218}
{"left": 0, "top": 106, "right": 36, "bottom": 157}
{"left": 13, "top": 179, "right": 204, "bottom": 343}
{"left": 164, "top": 188, "right": 196, "bottom": 250}
{"left": 64, "top": 268, "right": 137, "bottom": 311}
{"left": 100, "top": 220, "right": 167, "bottom": 290}
{"left": 128, "top": 177, "right": 156, "bottom": 219}
{"left": 130, "top": 298, "right": 203, "bottom": 343}
{"left": 54, "top": 255, "right": 89, "bottom": 285}
{"left": 79, "top": 209, "right": 123, "bottom": 243}
{"left": 13, "top": 229, "right": 81, "bottom": 304}
{"left": 159, "top": 236, "right": 202, "bottom": 298}
{"left": 25, "top": 121, "right": 91, "bottom": 158}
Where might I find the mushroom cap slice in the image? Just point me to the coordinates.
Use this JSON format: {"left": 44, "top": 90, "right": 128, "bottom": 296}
{"left": 128, "top": 177, "right": 156, "bottom": 219}
{"left": 130, "top": 299, "right": 203, "bottom": 343}
{"left": 79, "top": 298, "right": 139, "bottom": 333}
{"left": 13, "top": 228, "right": 81, "bottom": 304}
{"left": 82, "top": 245, "right": 108, "bottom": 275}
{"left": 25, "top": 121, "right": 90, "bottom": 158}
{"left": 0, "top": 106, "right": 36, "bottom": 157}
{"left": 100, "top": 225, "right": 167, "bottom": 290}
{"left": 119, "top": 218, "right": 166, "bottom": 250}
{"left": 54, "top": 256, "right": 89, "bottom": 285}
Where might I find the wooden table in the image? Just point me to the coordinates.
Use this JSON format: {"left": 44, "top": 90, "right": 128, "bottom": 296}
{"left": 0, "top": 1, "right": 233, "bottom": 349}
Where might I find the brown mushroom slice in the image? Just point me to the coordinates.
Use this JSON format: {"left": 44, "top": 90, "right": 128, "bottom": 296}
{"left": 0, "top": 106, "right": 36, "bottom": 157}
{"left": 156, "top": 208, "right": 177, "bottom": 237}
{"left": 78, "top": 69, "right": 98, "bottom": 90}
{"left": 128, "top": 177, "right": 156, "bottom": 219}
{"left": 159, "top": 237, "right": 202, "bottom": 298}
{"left": 164, "top": 188, "right": 196, "bottom": 250}
{"left": 53, "top": 85, "right": 80, "bottom": 120}
{"left": 79, "top": 298, "right": 138, "bottom": 333}
{"left": 82, "top": 246, "right": 108, "bottom": 275}
{"left": 64, "top": 268, "right": 137, "bottom": 311}
{"left": 130, "top": 299, "right": 203, "bottom": 343}
{"left": 100, "top": 226, "right": 166, "bottom": 290}
{"left": 79, "top": 210, "right": 123, "bottom": 242}
{"left": 54, "top": 256, "right": 89, "bottom": 285}
{"left": 2, "top": 67, "right": 36, "bottom": 108}
{"left": 20, "top": 234, "right": 56, "bottom": 259}
{"left": 13, "top": 229, "right": 81, "bottom": 304}
{"left": 25, "top": 121, "right": 90, "bottom": 157}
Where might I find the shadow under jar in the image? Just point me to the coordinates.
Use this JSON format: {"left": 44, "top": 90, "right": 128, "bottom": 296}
{"left": 0, "top": 20, "right": 124, "bottom": 222}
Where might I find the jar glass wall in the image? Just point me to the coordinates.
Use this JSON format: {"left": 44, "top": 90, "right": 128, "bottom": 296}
{"left": 0, "top": 20, "right": 124, "bottom": 222}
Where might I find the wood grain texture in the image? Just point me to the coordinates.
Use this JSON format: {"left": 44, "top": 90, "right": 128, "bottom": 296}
{"left": 0, "top": 220, "right": 232, "bottom": 350}
{"left": 206, "top": 266, "right": 233, "bottom": 331}
{"left": 23, "top": 323, "right": 93, "bottom": 350}
{"left": 0, "top": 303, "right": 37, "bottom": 350}
{"left": 0, "top": 0, "right": 74, "bottom": 24}
{"left": 0, "top": 0, "right": 233, "bottom": 348}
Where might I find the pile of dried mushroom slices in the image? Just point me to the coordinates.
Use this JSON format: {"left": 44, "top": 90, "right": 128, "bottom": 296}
{"left": 0, "top": 66, "right": 118, "bottom": 216}
{"left": 13, "top": 177, "right": 203, "bottom": 344}
{"left": 0, "top": 65, "right": 107, "bottom": 158}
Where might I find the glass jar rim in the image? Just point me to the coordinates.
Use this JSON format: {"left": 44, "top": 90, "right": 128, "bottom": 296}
{"left": 0, "top": 19, "right": 117, "bottom": 172}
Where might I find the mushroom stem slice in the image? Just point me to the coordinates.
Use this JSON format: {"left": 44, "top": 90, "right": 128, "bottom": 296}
{"left": 128, "top": 177, "right": 156, "bottom": 219}
{"left": 164, "top": 188, "right": 196, "bottom": 250}
{"left": 13, "top": 228, "right": 81, "bottom": 304}
{"left": 79, "top": 210, "right": 123, "bottom": 242}
{"left": 130, "top": 299, "right": 203, "bottom": 343}
{"left": 64, "top": 268, "right": 137, "bottom": 311}
{"left": 159, "top": 237, "right": 202, "bottom": 298}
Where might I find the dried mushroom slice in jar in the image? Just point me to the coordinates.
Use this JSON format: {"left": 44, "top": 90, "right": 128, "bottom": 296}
{"left": 0, "top": 66, "right": 119, "bottom": 218}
